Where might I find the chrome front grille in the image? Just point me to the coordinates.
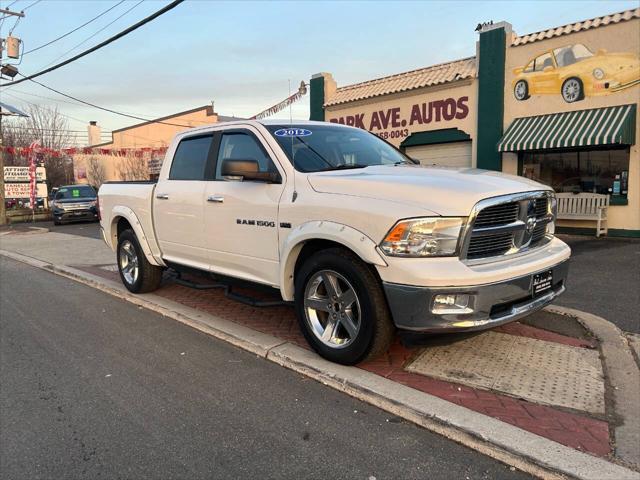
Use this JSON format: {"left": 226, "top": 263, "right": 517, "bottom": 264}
{"left": 467, "top": 232, "right": 514, "bottom": 258}
{"left": 462, "top": 192, "right": 554, "bottom": 262}
{"left": 473, "top": 203, "right": 520, "bottom": 228}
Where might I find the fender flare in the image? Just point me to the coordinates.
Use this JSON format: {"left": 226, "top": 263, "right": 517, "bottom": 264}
{"left": 279, "top": 220, "right": 387, "bottom": 301}
{"left": 109, "top": 206, "right": 165, "bottom": 267}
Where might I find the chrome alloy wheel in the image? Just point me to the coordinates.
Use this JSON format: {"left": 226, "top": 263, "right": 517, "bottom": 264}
{"left": 514, "top": 80, "right": 527, "bottom": 100}
{"left": 562, "top": 78, "right": 581, "bottom": 102}
{"left": 303, "top": 270, "right": 361, "bottom": 348}
{"left": 119, "top": 240, "right": 139, "bottom": 285}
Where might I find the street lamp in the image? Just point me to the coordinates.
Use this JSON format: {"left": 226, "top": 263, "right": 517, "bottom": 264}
{"left": 0, "top": 64, "right": 18, "bottom": 78}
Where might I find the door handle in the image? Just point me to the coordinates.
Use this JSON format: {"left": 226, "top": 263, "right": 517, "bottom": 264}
{"left": 207, "top": 195, "right": 224, "bottom": 203}
{"left": 156, "top": 193, "right": 169, "bottom": 200}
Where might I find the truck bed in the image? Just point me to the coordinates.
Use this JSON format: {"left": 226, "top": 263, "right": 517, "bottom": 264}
{"left": 98, "top": 182, "right": 158, "bottom": 255}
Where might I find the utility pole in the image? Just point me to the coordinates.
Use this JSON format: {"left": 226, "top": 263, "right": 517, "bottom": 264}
{"left": 0, "top": 105, "right": 5, "bottom": 226}
{"left": 0, "top": 6, "right": 25, "bottom": 226}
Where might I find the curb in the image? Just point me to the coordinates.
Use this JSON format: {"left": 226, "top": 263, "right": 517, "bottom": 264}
{"left": 545, "top": 305, "right": 640, "bottom": 468}
{"left": 2, "top": 249, "right": 639, "bottom": 480}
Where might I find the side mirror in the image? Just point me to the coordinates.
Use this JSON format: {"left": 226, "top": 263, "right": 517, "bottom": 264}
{"left": 221, "top": 159, "right": 281, "bottom": 183}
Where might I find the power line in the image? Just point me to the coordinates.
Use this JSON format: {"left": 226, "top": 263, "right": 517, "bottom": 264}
{"left": 22, "top": 0, "right": 42, "bottom": 11}
{"left": 21, "top": 75, "right": 194, "bottom": 128}
{"left": 2, "top": 90, "right": 178, "bottom": 145}
{"left": 1, "top": 0, "right": 184, "bottom": 87}
{"left": 4, "top": 87, "right": 160, "bottom": 119}
{"left": 23, "top": 0, "right": 126, "bottom": 55}
{"left": 40, "top": 0, "right": 142, "bottom": 67}
{"left": 1, "top": 90, "right": 97, "bottom": 129}
{"left": 2, "top": 125, "right": 112, "bottom": 134}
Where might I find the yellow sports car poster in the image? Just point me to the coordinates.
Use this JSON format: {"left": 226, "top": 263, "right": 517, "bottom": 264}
{"left": 512, "top": 43, "right": 640, "bottom": 103}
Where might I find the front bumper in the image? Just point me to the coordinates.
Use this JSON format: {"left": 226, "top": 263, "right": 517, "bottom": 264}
{"left": 53, "top": 208, "right": 98, "bottom": 223}
{"left": 383, "top": 259, "right": 568, "bottom": 332}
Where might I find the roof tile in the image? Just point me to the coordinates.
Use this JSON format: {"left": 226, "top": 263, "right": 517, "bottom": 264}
{"left": 324, "top": 57, "right": 476, "bottom": 107}
{"left": 513, "top": 7, "right": 639, "bottom": 46}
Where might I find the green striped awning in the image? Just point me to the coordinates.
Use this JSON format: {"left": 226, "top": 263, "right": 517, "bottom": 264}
{"left": 497, "top": 104, "right": 636, "bottom": 152}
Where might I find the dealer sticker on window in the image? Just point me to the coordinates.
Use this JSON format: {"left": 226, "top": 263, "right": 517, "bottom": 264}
{"left": 274, "top": 128, "right": 312, "bottom": 137}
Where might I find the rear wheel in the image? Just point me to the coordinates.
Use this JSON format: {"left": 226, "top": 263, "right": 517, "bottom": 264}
{"left": 294, "top": 248, "right": 394, "bottom": 365}
{"left": 117, "top": 229, "right": 162, "bottom": 293}
{"left": 514, "top": 80, "right": 529, "bottom": 100}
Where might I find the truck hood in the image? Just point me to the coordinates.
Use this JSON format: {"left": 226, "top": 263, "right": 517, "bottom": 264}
{"left": 307, "top": 165, "right": 549, "bottom": 216}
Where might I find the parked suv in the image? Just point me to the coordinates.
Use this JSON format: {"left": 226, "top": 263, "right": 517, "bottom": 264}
{"left": 51, "top": 184, "right": 99, "bottom": 225}
{"left": 98, "top": 121, "right": 570, "bottom": 365}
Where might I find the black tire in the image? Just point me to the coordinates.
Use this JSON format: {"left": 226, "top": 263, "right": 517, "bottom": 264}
{"left": 561, "top": 77, "right": 584, "bottom": 103}
{"left": 117, "top": 229, "right": 163, "bottom": 293}
{"left": 294, "top": 248, "right": 395, "bottom": 365}
{"left": 514, "top": 80, "right": 529, "bottom": 101}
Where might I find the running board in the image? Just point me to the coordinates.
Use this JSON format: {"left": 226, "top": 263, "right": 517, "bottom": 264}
{"left": 171, "top": 273, "right": 292, "bottom": 308}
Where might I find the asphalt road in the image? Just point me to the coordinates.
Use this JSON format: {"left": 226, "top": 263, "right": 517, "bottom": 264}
{"left": 556, "top": 235, "right": 640, "bottom": 333}
{"left": 0, "top": 256, "right": 528, "bottom": 480}
{"left": 0, "top": 220, "right": 101, "bottom": 240}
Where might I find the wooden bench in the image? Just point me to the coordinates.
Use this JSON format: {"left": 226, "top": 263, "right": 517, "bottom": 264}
{"left": 556, "top": 193, "right": 609, "bottom": 237}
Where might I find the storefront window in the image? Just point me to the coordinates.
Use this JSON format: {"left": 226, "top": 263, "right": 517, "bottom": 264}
{"left": 521, "top": 147, "right": 630, "bottom": 200}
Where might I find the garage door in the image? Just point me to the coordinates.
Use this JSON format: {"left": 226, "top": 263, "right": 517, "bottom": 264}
{"left": 405, "top": 141, "right": 472, "bottom": 168}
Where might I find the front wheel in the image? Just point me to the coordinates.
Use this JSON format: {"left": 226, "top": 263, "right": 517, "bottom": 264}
{"left": 117, "top": 229, "right": 163, "bottom": 293}
{"left": 514, "top": 80, "right": 529, "bottom": 100}
{"left": 561, "top": 77, "right": 584, "bottom": 103}
{"left": 294, "top": 248, "right": 395, "bottom": 365}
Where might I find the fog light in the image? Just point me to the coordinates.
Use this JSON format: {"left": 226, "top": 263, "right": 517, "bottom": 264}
{"left": 432, "top": 294, "right": 473, "bottom": 314}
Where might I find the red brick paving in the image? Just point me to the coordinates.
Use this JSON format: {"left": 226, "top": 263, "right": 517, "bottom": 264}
{"left": 359, "top": 342, "right": 611, "bottom": 457}
{"left": 74, "top": 264, "right": 611, "bottom": 457}
{"left": 495, "top": 322, "right": 597, "bottom": 349}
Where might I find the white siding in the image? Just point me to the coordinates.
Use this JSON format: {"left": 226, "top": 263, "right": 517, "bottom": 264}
{"left": 406, "top": 141, "right": 472, "bottom": 168}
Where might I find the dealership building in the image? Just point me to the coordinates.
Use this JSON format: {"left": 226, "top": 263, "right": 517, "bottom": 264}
{"left": 309, "top": 8, "right": 639, "bottom": 236}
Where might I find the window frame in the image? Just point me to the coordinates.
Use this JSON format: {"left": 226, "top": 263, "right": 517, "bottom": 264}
{"left": 517, "top": 146, "right": 630, "bottom": 201}
{"left": 533, "top": 52, "right": 556, "bottom": 72}
{"left": 210, "top": 128, "right": 282, "bottom": 183}
{"left": 168, "top": 133, "right": 216, "bottom": 181}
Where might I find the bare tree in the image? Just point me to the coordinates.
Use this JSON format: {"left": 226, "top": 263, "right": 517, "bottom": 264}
{"left": 87, "top": 156, "right": 106, "bottom": 189}
{"left": 0, "top": 105, "right": 76, "bottom": 188}
{"left": 116, "top": 152, "right": 148, "bottom": 181}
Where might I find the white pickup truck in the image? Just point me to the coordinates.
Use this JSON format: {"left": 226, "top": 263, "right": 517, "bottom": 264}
{"left": 98, "top": 120, "right": 570, "bottom": 365}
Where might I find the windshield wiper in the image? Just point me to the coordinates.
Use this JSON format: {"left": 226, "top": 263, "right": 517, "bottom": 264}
{"left": 321, "top": 164, "right": 369, "bottom": 171}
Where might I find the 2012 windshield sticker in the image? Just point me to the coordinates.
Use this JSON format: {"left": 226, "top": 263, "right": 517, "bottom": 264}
{"left": 274, "top": 128, "right": 312, "bottom": 137}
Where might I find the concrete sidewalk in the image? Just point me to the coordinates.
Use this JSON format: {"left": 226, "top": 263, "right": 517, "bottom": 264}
{"left": 2, "top": 229, "right": 638, "bottom": 479}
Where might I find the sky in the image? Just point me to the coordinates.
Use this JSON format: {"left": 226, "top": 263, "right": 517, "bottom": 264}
{"left": 0, "top": 0, "right": 638, "bottom": 144}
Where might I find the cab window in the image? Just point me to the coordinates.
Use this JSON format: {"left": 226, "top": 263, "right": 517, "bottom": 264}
{"left": 215, "top": 132, "right": 277, "bottom": 180}
{"left": 169, "top": 135, "right": 213, "bottom": 180}
{"left": 533, "top": 52, "right": 554, "bottom": 71}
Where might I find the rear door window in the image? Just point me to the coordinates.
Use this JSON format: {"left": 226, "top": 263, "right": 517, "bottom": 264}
{"left": 169, "top": 135, "right": 213, "bottom": 180}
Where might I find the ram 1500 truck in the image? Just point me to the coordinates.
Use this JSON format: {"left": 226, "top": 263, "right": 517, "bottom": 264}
{"left": 98, "top": 120, "right": 570, "bottom": 365}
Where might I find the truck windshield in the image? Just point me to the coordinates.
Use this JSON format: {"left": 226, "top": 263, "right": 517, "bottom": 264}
{"left": 266, "top": 124, "right": 414, "bottom": 172}
{"left": 55, "top": 186, "right": 96, "bottom": 200}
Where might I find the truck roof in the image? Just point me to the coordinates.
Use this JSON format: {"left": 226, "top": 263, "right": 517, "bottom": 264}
{"left": 181, "top": 119, "right": 355, "bottom": 136}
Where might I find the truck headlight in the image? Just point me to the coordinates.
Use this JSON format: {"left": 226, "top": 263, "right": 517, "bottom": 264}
{"left": 593, "top": 68, "right": 605, "bottom": 80}
{"left": 380, "top": 217, "right": 464, "bottom": 257}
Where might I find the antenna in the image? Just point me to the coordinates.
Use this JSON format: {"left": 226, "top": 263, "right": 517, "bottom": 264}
{"left": 288, "top": 79, "right": 297, "bottom": 203}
